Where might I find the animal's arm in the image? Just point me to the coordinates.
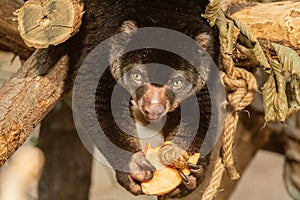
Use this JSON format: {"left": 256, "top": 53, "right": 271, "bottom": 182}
{"left": 94, "top": 70, "right": 142, "bottom": 169}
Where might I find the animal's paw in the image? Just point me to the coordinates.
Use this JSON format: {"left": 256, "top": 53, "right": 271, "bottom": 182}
{"left": 158, "top": 143, "right": 204, "bottom": 195}
{"left": 157, "top": 164, "right": 204, "bottom": 199}
{"left": 158, "top": 142, "right": 189, "bottom": 169}
{"left": 115, "top": 151, "right": 155, "bottom": 195}
{"left": 178, "top": 163, "right": 204, "bottom": 189}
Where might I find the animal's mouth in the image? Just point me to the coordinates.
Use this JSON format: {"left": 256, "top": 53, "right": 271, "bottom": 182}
{"left": 144, "top": 114, "right": 162, "bottom": 122}
{"left": 141, "top": 103, "right": 166, "bottom": 123}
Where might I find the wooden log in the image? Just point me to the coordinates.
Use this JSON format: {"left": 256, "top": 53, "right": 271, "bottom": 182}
{"left": 231, "top": 1, "right": 300, "bottom": 50}
{"left": 15, "top": 0, "right": 84, "bottom": 48}
{"left": 0, "top": 0, "right": 34, "bottom": 60}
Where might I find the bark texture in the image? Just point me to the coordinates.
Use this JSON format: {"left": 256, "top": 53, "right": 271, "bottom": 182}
{"left": 0, "top": 0, "right": 34, "bottom": 60}
{"left": 0, "top": 48, "right": 69, "bottom": 166}
{"left": 232, "top": 1, "right": 300, "bottom": 50}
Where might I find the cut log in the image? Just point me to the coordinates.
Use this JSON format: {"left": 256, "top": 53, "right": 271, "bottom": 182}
{"left": 15, "top": 0, "right": 84, "bottom": 48}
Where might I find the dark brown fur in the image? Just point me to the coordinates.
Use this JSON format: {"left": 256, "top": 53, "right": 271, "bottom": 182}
{"left": 89, "top": 0, "right": 220, "bottom": 198}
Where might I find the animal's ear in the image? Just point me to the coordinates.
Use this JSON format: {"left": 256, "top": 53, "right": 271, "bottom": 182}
{"left": 195, "top": 32, "right": 211, "bottom": 50}
{"left": 121, "top": 20, "right": 137, "bottom": 33}
{"left": 110, "top": 20, "right": 138, "bottom": 81}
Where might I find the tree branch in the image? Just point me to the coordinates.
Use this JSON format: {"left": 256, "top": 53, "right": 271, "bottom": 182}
{"left": 0, "top": 0, "right": 34, "bottom": 60}
{"left": 0, "top": 49, "right": 68, "bottom": 166}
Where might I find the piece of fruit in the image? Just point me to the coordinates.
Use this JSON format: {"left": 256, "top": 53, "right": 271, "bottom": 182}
{"left": 141, "top": 143, "right": 200, "bottom": 196}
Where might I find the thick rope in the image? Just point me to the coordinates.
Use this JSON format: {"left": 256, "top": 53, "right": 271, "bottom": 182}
{"left": 220, "top": 43, "right": 257, "bottom": 180}
{"left": 201, "top": 156, "right": 225, "bottom": 200}
{"left": 200, "top": 67, "right": 256, "bottom": 200}
{"left": 201, "top": 2, "right": 258, "bottom": 199}
{"left": 221, "top": 111, "right": 240, "bottom": 179}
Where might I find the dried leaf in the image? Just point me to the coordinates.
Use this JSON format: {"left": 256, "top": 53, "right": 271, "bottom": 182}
{"left": 287, "top": 75, "right": 300, "bottom": 117}
{"left": 271, "top": 43, "right": 300, "bottom": 119}
{"left": 262, "top": 74, "right": 276, "bottom": 122}
{"left": 234, "top": 19, "right": 271, "bottom": 74}
{"left": 202, "top": 3, "right": 299, "bottom": 124}
{"left": 262, "top": 61, "right": 288, "bottom": 123}
{"left": 202, "top": 0, "right": 221, "bottom": 27}
{"left": 271, "top": 43, "right": 300, "bottom": 76}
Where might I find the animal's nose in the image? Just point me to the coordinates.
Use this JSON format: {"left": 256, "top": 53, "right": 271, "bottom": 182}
{"left": 144, "top": 104, "right": 165, "bottom": 121}
{"left": 145, "top": 104, "right": 164, "bottom": 116}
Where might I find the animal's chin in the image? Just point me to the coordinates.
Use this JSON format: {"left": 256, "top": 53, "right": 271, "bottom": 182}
{"left": 144, "top": 115, "right": 162, "bottom": 123}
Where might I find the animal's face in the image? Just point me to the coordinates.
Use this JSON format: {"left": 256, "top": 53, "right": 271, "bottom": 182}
{"left": 119, "top": 63, "right": 199, "bottom": 123}
{"left": 109, "top": 21, "right": 214, "bottom": 123}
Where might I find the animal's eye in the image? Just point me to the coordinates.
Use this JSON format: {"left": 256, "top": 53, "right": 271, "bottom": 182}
{"left": 132, "top": 72, "right": 143, "bottom": 82}
{"left": 172, "top": 79, "right": 183, "bottom": 89}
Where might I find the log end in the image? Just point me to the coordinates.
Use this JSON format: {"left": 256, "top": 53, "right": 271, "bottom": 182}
{"left": 15, "top": 0, "right": 84, "bottom": 48}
